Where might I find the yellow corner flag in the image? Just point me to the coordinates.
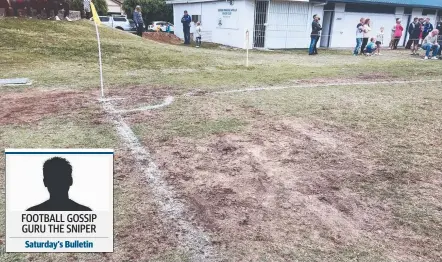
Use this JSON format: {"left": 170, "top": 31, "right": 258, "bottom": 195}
{"left": 91, "top": 2, "right": 101, "bottom": 26}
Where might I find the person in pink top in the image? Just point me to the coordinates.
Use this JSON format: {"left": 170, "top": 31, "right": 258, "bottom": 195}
{"left": 392, "top": 18, "right": 404, "bottom": 49}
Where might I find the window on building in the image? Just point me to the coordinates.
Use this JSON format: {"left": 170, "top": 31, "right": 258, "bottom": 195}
{"left": 113, "top": 17, "right": 127, "bottom": 22}
{"left": 404, "top": 7, "right": 412, "bottom": 15}
{"left": 344, "top": 4, "right": 395, "bottom": 14}
{"left": 323, "top": 3, "right": 335, "bottom": 11}
{"left": 192, "top": 15, "right": 201, "bottom": 23}
{"left": 422, "top": 9, "right": 436, "bottom": 16}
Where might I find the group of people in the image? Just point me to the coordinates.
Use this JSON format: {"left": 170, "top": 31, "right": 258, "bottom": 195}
{"left": 1, "top": 0, "right": 98, "bottom": 21}
{"left": 353, "top": 16, "right": 441, "bottom": 59}
{"left": 353, "top": 17, "right": 386, "bottom": 56}
{"left": 181, "top": 10, "right": 202, "bottom": 47}
{"left": 406, "top": 17, "right": 442, "bottom": 59}
{"left": 0, "top": 0, "right": 72, "bottom": 20}
{"left": 310, "top": 14, "right": 441, "bottom": 59}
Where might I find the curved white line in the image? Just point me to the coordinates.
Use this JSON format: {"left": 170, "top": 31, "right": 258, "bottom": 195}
{"left": 115, "top": 96, "right": 174, "bottom": 113}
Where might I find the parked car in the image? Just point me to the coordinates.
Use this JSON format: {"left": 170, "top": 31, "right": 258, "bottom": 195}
{"left": 92, "top": 16, "right": 135, "bottom": 32}
{"left": 128, "top": 19, "right": 137, "bottom": 32}
{"left": 148, "top": 21, "right": 174, "bottom": 32}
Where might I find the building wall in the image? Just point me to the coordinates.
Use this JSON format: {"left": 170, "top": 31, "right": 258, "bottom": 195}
{"left": 173, "top": 0, "right": 255, "bottom": 48}
{"left": 106, "top": 0, "right": 123, "bottom": 14}
{"left": 171, "top": 0, "right": 440, "bottom": 49}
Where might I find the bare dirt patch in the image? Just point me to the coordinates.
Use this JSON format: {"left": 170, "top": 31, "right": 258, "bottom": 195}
{"left": 143, "top": 32, "right": 183, "bottom": 45}
{"left": 0, "top": 90, "right": 95, "bottom": 125}
{"left": 112, "top": 147, "right": 180, "bottom": 261}
{"left": 145, "top": 118, "right": 401, "bottom": 260}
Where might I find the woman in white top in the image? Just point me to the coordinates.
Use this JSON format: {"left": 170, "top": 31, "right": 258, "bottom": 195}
{"left": 360, "top": 18, "right": 372, "bottom": 54}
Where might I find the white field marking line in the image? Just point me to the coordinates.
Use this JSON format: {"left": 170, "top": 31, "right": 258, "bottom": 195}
{"left": 211, "top": 79, "right": 442, "bottom": 95}
{"left": 101, "top": 100, "right": 218, "bottom": 262}
{"left": 114, "top": 96, "right": 174, "bottom": 114}
{"left": 0, "top": 82, "right": 33, "bottom": 87}
{"left": 98, "top": 97, "right": 126, "bottom": 102}
{"left": 105, "top": 78, "right": 442, "bottom": 113}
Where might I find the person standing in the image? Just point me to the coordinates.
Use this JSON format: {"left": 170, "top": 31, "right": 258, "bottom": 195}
{"left": 436, "top": 19, "right": 442, "bottom": 56}
{"left": 409, "top": 17, "right": 421, "bottom": 55}
{"left": 195, "top": 22, "right": 202, "bottom": 47}
{"left": 392, "top": 19, "right": 403, "bottom": 49}
{"left": 309, "top": 14, "right": 322, "bottom": 55}
{"left": 421, "top": 29, "right": 440, "bottom": 59}
{"left": 83, "top": 0, "right": 90, "bottom": 19}
{"left": 354, "top": 17, "right": 365, "bottom": 55}
{"left": 360, "top": 18, "right": 371, "bottom": 55}
{"left": 313, "top": 15, "right": 321, "bottom": 54}
{"left": 375, "top": 27, "right": 384, "bottom": 55}
{"left": 133, "top": 5, "right": 144, "bottom": 37}
{"left": 422, "top": 17, "right": 434, "bottom": 40}
{"left": 418, "top": 18, "right": 424, "bottom": 47}
{"left": 406, "top": 17, "right": 419, "bottom": 49}
{"left": 181, "top": 10, "right": 191, "bottom": 45}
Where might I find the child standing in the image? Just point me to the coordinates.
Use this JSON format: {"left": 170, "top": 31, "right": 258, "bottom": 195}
{"left": 365, "top": 37, "right": 377, "bottom": 56}
{"left": 375, "top": 27, "right": 384, "bottom": 55}
{"left": 195, "top": 22, "right": 202, "bottom": 47}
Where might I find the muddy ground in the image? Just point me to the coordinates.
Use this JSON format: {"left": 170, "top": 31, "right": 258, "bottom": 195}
{"left": 2, "top": 81, "right": 441, "bottom": 261}
{"left": 0, "top": 90, "right": 181, "bottom": 261}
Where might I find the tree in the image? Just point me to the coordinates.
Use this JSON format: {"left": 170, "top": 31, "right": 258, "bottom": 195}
{"left": 122, "top": 0, "right": 173, "bottom": 24}
{"left": 71, "top": 0, "right": 108, "bottom": 16}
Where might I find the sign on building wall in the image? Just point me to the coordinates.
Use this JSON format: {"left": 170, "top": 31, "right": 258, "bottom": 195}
{"left": 217, "top": 8, "right": 239, "bottom": 29}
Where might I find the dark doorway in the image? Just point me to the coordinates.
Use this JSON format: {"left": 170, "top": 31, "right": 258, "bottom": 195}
{"left": 254, "top": 1, "right": 268, "bottom": 48}
{"left": 320, "top": 3, "right": 335, "bottom": 48}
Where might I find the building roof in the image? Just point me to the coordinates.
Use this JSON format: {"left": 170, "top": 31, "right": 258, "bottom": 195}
{"left": 330, "top": 0, "right": 442, "bottom": 9}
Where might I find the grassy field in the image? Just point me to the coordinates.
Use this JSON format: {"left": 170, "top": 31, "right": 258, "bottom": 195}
{"left": 1, "top": 18, "right": 442, "bottom": 261}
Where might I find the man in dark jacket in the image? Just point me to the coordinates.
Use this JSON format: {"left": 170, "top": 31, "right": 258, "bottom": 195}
{"left": 309, "top": 14, "right": 322, "bottom": 55}
{"left": 181, "top": 10, "right": 191, "bottom": 45}
{"left": 406, "top": 17, "right": 419, "bottom": 49}
{"left": 408, "top": 17, "right": 421, "bottom": 55}
{"left": 422, "top": 17, "right": 434, "bottom": 39}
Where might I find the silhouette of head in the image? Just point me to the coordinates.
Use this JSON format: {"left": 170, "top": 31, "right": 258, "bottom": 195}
{"left": 43, "top": 157, "right": 73, "bottom": 198}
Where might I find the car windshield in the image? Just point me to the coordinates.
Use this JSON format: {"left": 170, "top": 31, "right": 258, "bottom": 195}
{"left": 99, "top": 17, "right": 110, "bottom": 22}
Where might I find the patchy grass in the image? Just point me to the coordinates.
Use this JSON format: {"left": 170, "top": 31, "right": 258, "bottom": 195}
{"left": 2, "top": 18, "right": 442, "bottom": 92}
{"left": 1, "top": 18, "right": 442, "bottom": 262}
{"left": 132, "top": 82, "right": 442, "bottom": 261}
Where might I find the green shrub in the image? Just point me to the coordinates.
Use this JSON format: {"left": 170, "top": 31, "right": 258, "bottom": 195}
{"left": 122, "top": 0, "right": 172, "bottom": 24}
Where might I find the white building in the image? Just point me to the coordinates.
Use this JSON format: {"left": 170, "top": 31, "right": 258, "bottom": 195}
{"left": 166, "top": 0, "right": 442, "bottom": 49}
{"left": 106, "top": 0, "right": 124, "bottom": 15}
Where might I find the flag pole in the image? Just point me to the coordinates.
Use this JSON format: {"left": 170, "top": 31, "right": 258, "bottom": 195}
{"left": 91, "top": 2, "right": 104, "bottom": 98}
{"left": 94, "top": 21, "right": 104, "bottom": 98}
{"left": 245, "top": 29, "right": 249, "bottom": 67}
